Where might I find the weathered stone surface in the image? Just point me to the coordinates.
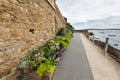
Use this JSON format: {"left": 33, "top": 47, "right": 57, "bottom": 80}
{"left": 0, "top": 27, "right": 11, "bottom": 39}
{"left": 0, "top": 0, "right": 66, "bottom": 79}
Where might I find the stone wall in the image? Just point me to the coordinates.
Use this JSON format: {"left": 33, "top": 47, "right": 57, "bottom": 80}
{"left": 0, "top": 0, "right": 66, "bottom": 77}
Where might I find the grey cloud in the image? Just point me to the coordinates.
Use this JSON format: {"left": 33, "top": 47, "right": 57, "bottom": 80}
{"left": 56, "top": 0, "right": 120, "bottom": 24}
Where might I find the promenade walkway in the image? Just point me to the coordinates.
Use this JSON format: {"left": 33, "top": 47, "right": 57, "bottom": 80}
{"left": 80, "top": 33, "right": 120, "bottom": 80}
{"left": 52, "top": 33, "right": 94, "bottom": 80}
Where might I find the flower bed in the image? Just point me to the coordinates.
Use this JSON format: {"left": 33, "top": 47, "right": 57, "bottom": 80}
{"left": 17, "top": 24, "right": 74, "bottom": 80}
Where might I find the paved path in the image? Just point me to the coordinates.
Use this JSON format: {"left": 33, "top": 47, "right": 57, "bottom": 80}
{"left": 80, "top": 33, "right": 120, "bottom": 80}
{"left": 52, "top": 33, "right": 94, "bottom": 80}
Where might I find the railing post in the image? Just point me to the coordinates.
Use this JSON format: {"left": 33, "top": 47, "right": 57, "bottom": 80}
{"left": 88, "top": 32, "right": 91, "bottom": 39}
{"left": 104, "top": 38, "right": 109, "bottom": 55}
{"left": 85, "top": 31, "right": 87, "bottom": 36}
{"left": 85, "top": 30, "right": 88, "bottom": 37}
{"left": 84, "top": 30, "right": 85, "bottom": 34}
{"left": 93, "top": 34, "right": 95, "bottom": 44}
{"left": 87, "top": 32, "right": 89, "bottom": 38}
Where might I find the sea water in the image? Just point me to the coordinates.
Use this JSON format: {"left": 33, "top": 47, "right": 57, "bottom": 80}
{"left": 88, "top": 30, "right": 120, "bottom": 50}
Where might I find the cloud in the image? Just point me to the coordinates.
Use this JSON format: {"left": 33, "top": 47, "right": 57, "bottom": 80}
{"left": 73, "top": 16, "right": 120, "bottom": 29}
{"left": 56, "top": 0, "right": 120, "bottom": 24}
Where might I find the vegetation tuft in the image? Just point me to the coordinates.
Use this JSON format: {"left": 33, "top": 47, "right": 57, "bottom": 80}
{"left": 17, "top": 24, "right": 74, "bottom": 77}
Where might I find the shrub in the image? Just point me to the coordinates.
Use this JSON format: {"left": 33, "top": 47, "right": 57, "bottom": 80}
{"left": 89, "top": 32, "right": 93, "bottom": 36}
{"left": 42, "top": 46, "right": 56, "bottom": 64}
{"left": 36, "top": 59, "right": 54, "bottom": 77}
{"left": 63, "top": 35, "right": 72, "bottom": 44}
{"left": 56, "top": 28, "right": 66, "bottom": 36}
{"left": 67, "top": 23, "right": 74, "bottom": 33}
{"left": 17, "top": 57, "right": 30, "bottom": 73}
{"left": 55, "top": 37, "right": 68, "bottom": 49}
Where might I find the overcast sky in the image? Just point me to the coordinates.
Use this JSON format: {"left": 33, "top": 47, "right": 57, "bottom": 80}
{"left": 56, "top": 0, "right": 120, "bottom": 24}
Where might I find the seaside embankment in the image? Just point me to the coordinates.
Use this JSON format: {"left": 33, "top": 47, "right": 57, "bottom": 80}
{"left": 80, "top": 33, "right": 120, "bottom": 80}
{"left": 94, "top": 40, "right": 120, "bottom": 63}
{"left": 75, "top": 30, "right": 120, "bottom": 63}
